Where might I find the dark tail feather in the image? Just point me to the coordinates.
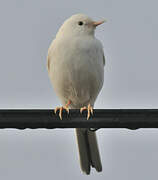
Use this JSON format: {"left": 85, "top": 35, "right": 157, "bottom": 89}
{"left": 75, "top": 128, "right": 102, "bottom": 174}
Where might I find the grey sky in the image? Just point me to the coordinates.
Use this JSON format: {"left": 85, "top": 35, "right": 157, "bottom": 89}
{"left": 0, "top": 0, "right": 158, "bottom": 179}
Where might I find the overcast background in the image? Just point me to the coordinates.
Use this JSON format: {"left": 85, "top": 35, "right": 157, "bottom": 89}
{"left": 0, "top": 0, "right": 158, "bottom": 179}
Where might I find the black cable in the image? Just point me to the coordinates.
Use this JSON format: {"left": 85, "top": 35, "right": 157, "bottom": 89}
{"left": 0, "top": 109, "right": 157, "bottom": 130}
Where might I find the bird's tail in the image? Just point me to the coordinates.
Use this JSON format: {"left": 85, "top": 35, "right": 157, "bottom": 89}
{"left": 75, "top": 128, "right": 102, "bottom": 174}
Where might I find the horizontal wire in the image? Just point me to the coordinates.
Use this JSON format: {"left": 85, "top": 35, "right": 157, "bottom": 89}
{"left": 0, "top": 109, "right": 157, "bottom": 130}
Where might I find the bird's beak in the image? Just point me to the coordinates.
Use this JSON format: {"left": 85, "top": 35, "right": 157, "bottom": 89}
{"left": 93, "top": 19, "right": 107, "bottom": 27}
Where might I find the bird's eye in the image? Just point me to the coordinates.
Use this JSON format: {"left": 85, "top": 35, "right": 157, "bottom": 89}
{"left": 78, "top": 21, "right": 83, "bottom": 26}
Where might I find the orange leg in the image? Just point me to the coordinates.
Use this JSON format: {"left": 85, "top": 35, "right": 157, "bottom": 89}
{"left": 80, "top": 103, "right": 93, "bottom": 120}
{"left": 54, "top": 100, "right": 71, "bottom": 120}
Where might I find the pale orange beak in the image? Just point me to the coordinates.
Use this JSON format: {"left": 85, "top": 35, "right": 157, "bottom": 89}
{"left": 93, "top": 19, "right": 106, "bottom": 27}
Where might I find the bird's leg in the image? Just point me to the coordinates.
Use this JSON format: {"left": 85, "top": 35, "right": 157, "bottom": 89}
{"left": 54, "top": 100, "right": 71, "bottom": 120}
{"left": 80, "top": 103, "right": 93, "bottom": 120}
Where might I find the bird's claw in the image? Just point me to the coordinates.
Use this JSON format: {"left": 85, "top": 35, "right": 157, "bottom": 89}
{"left": 80, "top": 104, "right": 93, "bottom": 120}
{"left": 54, "top": 106, "right": 69, "bottom": 120}
{"left": 54, "top": 100, "right": 71, "bottom": 120}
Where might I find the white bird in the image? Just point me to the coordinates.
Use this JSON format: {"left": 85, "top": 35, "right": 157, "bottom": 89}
{"left": 47, "top": 14, "right": 106, "bottom": 174}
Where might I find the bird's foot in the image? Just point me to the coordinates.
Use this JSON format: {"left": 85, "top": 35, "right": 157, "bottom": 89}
{"left": 80, "top": 103, "right": 93, "bottom": 120}
{"left": 54, "top": 100, "right": 71, "bottom": 120}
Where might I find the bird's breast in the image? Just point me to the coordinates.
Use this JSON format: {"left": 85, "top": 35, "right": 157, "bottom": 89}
{"left": 49, "top": 37, "right": 104, "bottom": 107}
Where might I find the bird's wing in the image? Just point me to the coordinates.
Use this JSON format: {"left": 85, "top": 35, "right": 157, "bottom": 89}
{"left": 47, "top": 53, "right": 51, "bottom": 73}
{"left": 103, "top": 52, "right": 105, "bottom": 66}
{"left": 102, "top": 48, "right": 106, "bottom": 66}
{"left": 97, "top": 38, "right": 105, "bottom": 66}
{"left": 47, "top": 40, "right": 54, "bottom": 73}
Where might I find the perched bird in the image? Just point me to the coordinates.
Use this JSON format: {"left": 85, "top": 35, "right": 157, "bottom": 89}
{"left": 47, "top": 14, "right": 106, "bottom": 174}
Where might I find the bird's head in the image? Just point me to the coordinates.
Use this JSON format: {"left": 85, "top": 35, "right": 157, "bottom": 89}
{"left": 56, "top": 14, "right": 106, "bottom": 38}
